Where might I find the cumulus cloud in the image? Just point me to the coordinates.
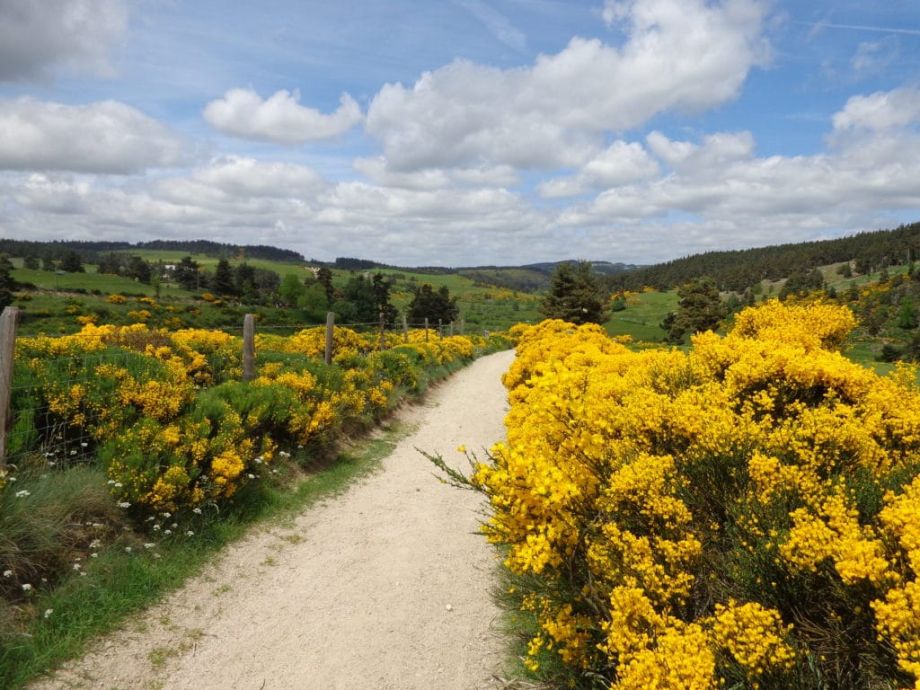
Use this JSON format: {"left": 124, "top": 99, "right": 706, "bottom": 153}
{"left": 203, "top": 89, "right": 363, "bottom": 144}
{"left": 560, "top": 95, "right": 920, "bottom": 231}
{"left": 366, "top": 0, "right": 770, "bottom": 171}
{"left": 539, "top": 141, "right": 660, "bottom": 197}
{"left": 0, "top": 98, "right": 189, "bottom": 174}
{"left": 353, "top": 157, "right": 519, "bottom": 190}
{"left": 832, "top": 87, "right": 920, "bottom": 132}
{"left": 192, "top": 157, "right": 326, "bottom": 198}
{"left": 0, "top": 0, "right": 127, "bottom": 82}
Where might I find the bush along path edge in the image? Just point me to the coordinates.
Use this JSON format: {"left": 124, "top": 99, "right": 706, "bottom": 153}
{"left": 0, "top": 325, "right": 513, "bottom": 689}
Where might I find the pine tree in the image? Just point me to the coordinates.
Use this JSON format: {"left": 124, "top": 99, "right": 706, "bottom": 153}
{"left": 127, "top": 256, "right": 151, "bottom": 283}
{"left": 60, "top": 250, "right": 84, "bottom": 273}
{"left": 407, "top": 284, "right": 459, "bottom": 324}
{"left": 540, "top": 261, "right": 607, "bottom": 325}
{"left": 663, "top": 277, "right": 726, "bottom": 344}
{"left": 0, "top": 254, "right": 16, "bottom": 310}
{"left": 316, "top": 267, "right": 334, "bottom": 304}
{"left": 213, "top": 259, "right": 236, "bottom": 296}
{"left": 174, "top": 256, "right": 200, "bottom": 290}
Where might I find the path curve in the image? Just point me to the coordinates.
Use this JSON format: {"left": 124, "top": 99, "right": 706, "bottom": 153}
{"left": 34, "top": 349, "right": 516, "bottom": 690}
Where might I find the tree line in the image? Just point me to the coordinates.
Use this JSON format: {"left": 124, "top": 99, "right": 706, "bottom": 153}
{"left": 0, "top": 238, "right": 304, "bottom": 266}
{"left": 607, "top": 222, "right": 920, "bottom": 292}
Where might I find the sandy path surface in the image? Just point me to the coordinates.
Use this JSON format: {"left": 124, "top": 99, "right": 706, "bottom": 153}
{"left": 33, "top": 350, "right": 515, "bottom": 690}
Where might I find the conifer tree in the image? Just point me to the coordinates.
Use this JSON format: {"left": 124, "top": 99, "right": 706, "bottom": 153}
{"left": 0, "top": 254, "right": 15, "bottom": 310}
{"left": 213, "top": 259, "right": 236, "bottom": 296}
{"left": 540, "top": 261, "right": 607, "bottom": 325}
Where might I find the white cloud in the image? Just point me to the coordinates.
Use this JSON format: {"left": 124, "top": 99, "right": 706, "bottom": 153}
{"left": 560, "top": 99, "right": 920, "bottom": 230}
{"left": 0, "top": 98, "right": 189, "bottom": 174}
{"left": 832, "top": 87, "right": 920, "bottom": 132}
{"left": 850, "top": 39, "right": 897, "bottom": 78}
{"left": 539, "top": 140, "right": 659, "bottom": 197}
{"left": 192, "top": 157, "right": 326, "bottom": 198}
{"left": 353, "top": 157, "right": 519, "bottom": 190}
{"left": 648, "top": 130, "right": 756, "bottom": 171}
{"left": 203, "top": 89, "right": 363, "bottom": 144}
{"left": 367, "top": 0, "right": 770, "bottom": 171}
{"left": 0, "top": 0, "right": 127, "bottom": 82}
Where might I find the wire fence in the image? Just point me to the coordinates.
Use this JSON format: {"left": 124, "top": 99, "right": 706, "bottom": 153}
{"left": 0, "top": 308, "right": 487, "bottom": 471}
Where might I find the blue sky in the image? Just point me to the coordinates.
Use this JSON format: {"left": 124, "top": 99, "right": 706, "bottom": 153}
{"left": 1, "top": 0, "right": 919, "bottom": 265}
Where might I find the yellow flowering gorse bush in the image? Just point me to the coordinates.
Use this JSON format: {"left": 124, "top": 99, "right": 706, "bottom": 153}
{"left": 10, "top": 322, "right": 510, "bottom": 518}
{"left": 471, "top": 301, "right": 920, "bottom": 689}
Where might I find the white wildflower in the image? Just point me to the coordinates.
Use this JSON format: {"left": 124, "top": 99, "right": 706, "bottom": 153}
{"left": 15, "top": 490, "right": 30, "bottom": 498}
{"left": 117, "top": 502, "right": 131, "bottom": 509}
{"left": 2, "top": 570, "right": 12, "bottom": 578}
{"left": 44, "top": 608, "right": 53, "bottom": 618}
{"left": 21, "top": 583, "right": 32, "bottom": 592}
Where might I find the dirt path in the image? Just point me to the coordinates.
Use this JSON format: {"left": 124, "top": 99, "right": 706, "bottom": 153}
{"left": 34, "top": 350, "right": 516, "bottom": 690}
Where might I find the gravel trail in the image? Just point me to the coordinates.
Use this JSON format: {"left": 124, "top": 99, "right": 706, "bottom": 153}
{"left": 33, "top": 349, "right": 515, "bottom": 690}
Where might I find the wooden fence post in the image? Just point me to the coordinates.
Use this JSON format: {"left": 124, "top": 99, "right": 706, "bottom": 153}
{"left": 242, "top": 313, "right": 256, "bottom": 381}
{"left": 378, "top": 310, "right": 385, "bottom": 351}
{"left": 0, "top": 307, "right": 20, "bottom": 470}
{"left": 459, "top": 316, "right": 464, "bottom": 335}
{"left": 424, "top": 317, "right": 429, "bottom": 342}
{"left": 324, "top": 311, "right": 335, "bottom": 364}
{"left": 402, "top": 314, "right": 408, "bottom": 343}
{"left": 438, "top": 318, "right": 443, "bottom": 338}
{"left": 449, "top": 321, "right": 454, "bottom": 336}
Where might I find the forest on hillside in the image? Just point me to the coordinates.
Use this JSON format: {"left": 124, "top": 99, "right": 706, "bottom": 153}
{"left": 607, "top": 222, "right": 920, "bottom": 292}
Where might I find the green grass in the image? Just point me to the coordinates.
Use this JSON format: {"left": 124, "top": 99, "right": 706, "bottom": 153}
{"left": 12, "top": 266, "right": 189, "bottom": 298}
{"left": 0, "top": 424, "right": 409, "bottom": 689}
{"left": 604, "top": 290, "right": 678, "bottom": 343}
{"left": 111, "top": 250, "right": 308, "bottom": 280}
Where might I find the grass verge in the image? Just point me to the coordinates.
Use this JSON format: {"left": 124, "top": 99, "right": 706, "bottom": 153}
{"left": 0, "top": 421, "right": 411, "bottom": 689}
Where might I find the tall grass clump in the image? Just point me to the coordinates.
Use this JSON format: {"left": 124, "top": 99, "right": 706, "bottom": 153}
{"left": 457, "top": 300, "right": 920, "bottom": 689}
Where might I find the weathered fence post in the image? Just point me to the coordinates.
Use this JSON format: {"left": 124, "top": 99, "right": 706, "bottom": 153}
{"left": 424, "top": 317, "right": 429, "bottom": 342}
{"left": 402, "top": 314, "right": 408, "bottom": 343}
{"left": 324, "top": 311, "right": 335, "bottom": 364}
{"left": 378, "top": 309, "right": 385, "bottom": 351}
{"left": 449, "top": 321, "right": 454, "bottom": 336}
{"left": 242, "top": 313, "right": 256, "bottom": 381}
{"left": 0, "top": 307, "right": 20, "bottom": 470}
{"left": 459, "top": 316, "right": 465, "bottom": 335}
{"left": 438, "top": 318, "right": 443, "bottom": 338}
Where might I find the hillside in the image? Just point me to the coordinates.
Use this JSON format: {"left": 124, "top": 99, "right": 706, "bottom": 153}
{"left": 608, "top": 221, "right": 920, "bottom": 292}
